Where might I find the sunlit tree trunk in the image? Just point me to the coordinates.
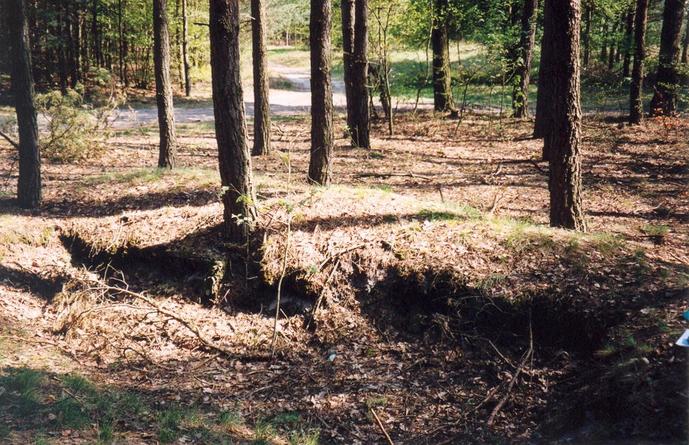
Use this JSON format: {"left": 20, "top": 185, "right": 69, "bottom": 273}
{"left": 431, "top": 0, "right": 453, "bottom": 112}
{"left": 534, "top": 0, "right": 555, "bottom": 142}
{"left": 629, "top": 0, "right": 648, "bottom": 124}
{"left": 7, "top": 0, "right": 41, "bottom": 208}
{"left": 209, "top": 0, "right": 257, "bottom": 244}
{"left": 181, "top": 0, "right": 191, "bottom": 96}
{"left": 308, "top": 0, "right": 334, "bottom": 185}
{"left": 622, "top": 5, "right": 635, "bottom": 78}
{"left": 340, "top": 0, "right": 356, "bottom": 140}
{"left": 650, "top": 0, "right": 686, "bottom": 115}
{"left": 547, "top": 0, "right": 585, "bottom": 231}
{"left": 513, "top": 0, "right": 538, "bottom": 118}
{"left": 251, "top": 0, "right": 271, "bottom": 156}
{"left": 351, "top": 0, "right": 370, "bottom": 148}
{"left": 153, "top": 0, "right": 177, "bottom": 168}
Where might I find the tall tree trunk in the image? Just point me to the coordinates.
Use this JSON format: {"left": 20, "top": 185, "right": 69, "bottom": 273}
{"left": 58, "top": 4, "right": 68, "bottom": 94}
{"left": 600, "top": 20, "right": 608, "bottom": 63}
{"left": 351, "top": 0, "right": 370, "bottom": 147}
{"left": 251, "top": 0, "right": 271, "bottom": 156}
{"left": 153, "top": 0, "right": 177, "bottom": 168}
{"left": 607, "top": 19, "right": 618, "bottom": 70}
{"left": 513, "top": 0, "right": 538, "bottom": 118}
{"left": 118, "top": 0, "right": 125, "bottom": 82}
{"left": 582, "top": 1, "right": 592, "bottom": 67}
{"left": 182, "top": 0, "right": 191, "bottom": 96}
{"left": 7, "top": 0, "right": 41, "bottom": 208}
{"left": 534, "top": 0, "right": 555, "bottom": 141}
{"left": 681, "top": 12, "right": 689, "bottom": 65}
{"left": 629, "top": 0, "right": 649, "bottom": 124}
{"left": 340, "top": 0, "right": 356, "bottom": 140}
{"left": 650, "top": 0, "right": 686, "bottom": 115}
{"left": 308, "top": 0, "right": 334, "bottom": 185}
{"left": 91, "top": 0, "right": 101, "bottom": 67}
{"left": 622, "top": 5, "right": 635, "bottom": 77}
{"left": 547, "top": 0, "right": 585, "bottom": 231}
{"left": 209, "top": 0, "right": 257, "bottom": 244}
{"left": 431, "top": 0, "right": 453, "bottom": 112}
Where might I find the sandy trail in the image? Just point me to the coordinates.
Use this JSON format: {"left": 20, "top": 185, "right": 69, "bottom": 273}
{"left": 111, "top": 63, "right": 349, "bottom": 129}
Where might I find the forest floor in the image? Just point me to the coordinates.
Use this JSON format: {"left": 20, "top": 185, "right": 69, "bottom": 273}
{"left": 0, "top": 107, "right": 688, "bottom": 444}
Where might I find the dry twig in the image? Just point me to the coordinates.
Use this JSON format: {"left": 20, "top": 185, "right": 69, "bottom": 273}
{"left": 370, "top": 407, "right": 395, "bottom": 445}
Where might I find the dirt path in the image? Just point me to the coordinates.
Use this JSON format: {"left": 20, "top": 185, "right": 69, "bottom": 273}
{"left": 111, "top": 63, "right": 348, "bottom": 129}
{"left": 112, "top": 63, "right": 430, "bottom": 129}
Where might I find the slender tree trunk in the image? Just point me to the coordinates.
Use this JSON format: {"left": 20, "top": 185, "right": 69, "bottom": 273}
{"left": 582, "top": 2, "right": 592, "bottom": 67}
{"left": 91, "top": 0, "right": 101, "bottom": 67}
{"left": 175, "top": 0, "right": 184, "bottom": 91}
{"left": 607, "top": 20, "right": 618, "bottom": 70}
{"left": 650, "top": 0, "right": 686, "bottom": 115}
{"left": 513, "top": 0, "right": 538, "bottom": 118}
{"left": 251, "top": 0, "right": 271, "bottom": 156}
{"left": 209, "top": 0, "right": 257, "bottom": 244}
{"left": 623, "top": 5, "right": 635, "bottom": 77}
{"left": 681, "top": 12, "right": 689, "bottom": 65}
{"left": 340, "top": 0, "right": 356, "bottom": 140}
{"left": 547, "top": 0, "right": 585, "bottom": 231}
{"left": 534, "top": 0, "right": 555, "bottom": 141}
{"left": 118, "top": 0, "right": 125, "bottom": 82}
{"left": 182, "top": 0, "right": 191, "bottom": 96}
{"left": 308, "top": 0, "right": 334, "bottom": 185}
{"left": 351, "top": 0, "right": 370, "bottom": 147}
{"left": 7, "top": 0, "right": 41, "bottom": 208}
{"left": 600, "top": 21, "right": 608, "bottom": 63}
{"left": 153, "top": 0, "right": 177, "bottom": 168}
{"left": 58, "top": 4, "right": 68, "bottom": 94}
{"left": 431, "top": 0, "right": 453, "bottom": 112}
{"left": 629, "top": 0, "right": 648, "bottom": 124}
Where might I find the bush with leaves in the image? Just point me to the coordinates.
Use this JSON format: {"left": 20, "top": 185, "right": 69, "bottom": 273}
{"left": 35, "top": 86, "right": 120, "bottom": 164}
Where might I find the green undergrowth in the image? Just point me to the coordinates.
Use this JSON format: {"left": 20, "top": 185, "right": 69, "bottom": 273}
{"left": 0, "top": 367, "right": 319, "bottom": 444}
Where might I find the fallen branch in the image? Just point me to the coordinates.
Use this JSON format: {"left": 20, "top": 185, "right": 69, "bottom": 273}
{"left": 370, "top": 407, "right": 395, "bottom": 445}
{"left": 318, "top": 242, "right": 371, "bottom": 270}
{"left": 355, "top": 171, "right": 433, "bottom": 181}
{"left": 86, "top": 280, "right": 237, "bottom": 358}
{"left": 0, "top": 130, "right": 19, "bottom": 150}
{"left": 271, "top": 214, "right": 292, "bottom": 357}
{"left": 307, "top": 259, "right": 340, "bottom": 329}
{"left": 487, "top": 318, "right": 534, "bottom": 426}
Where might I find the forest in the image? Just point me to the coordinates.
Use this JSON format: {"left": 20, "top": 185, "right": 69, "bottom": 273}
{"left": 0, "top": 0, "right": 687, "bottom": 443}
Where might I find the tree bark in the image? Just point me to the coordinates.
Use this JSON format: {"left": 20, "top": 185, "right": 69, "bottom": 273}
{"left": 431, "top": 0, "right": 453, "bottom": 112}
{"left": 340, "top": 0, "right": 356, "bottom": 140}
{"left": 153, "top": 0, "right": 177, "bottom": 168}
{"left": 582, "top": 1, "right": 592, "bottom": 67}
{"left": 91, "top": 0, "right": 101, "bottom": 67}
{"left": 181, "top": 0, "right": 191, "bottom": 96}
{"left": 7, "top": 0, "right": 41, "bottom": 208}
{"left": 534, "top": 0, "right": 555, "bottom": 141}
{"left": 629, "top": 0, "right": 648, "bottom": 124}
{"left": 546, "top": 0, "right": 585, "bottom": 231}
{"left": 650, "top": 0, "right": 686, "bottom": 115}
{"left": 251, "top": 0, "right": 271, "bottom": 156}
{"left": 351, "top": 0, "right": 370, "bottom": 148}
{"left": 622, "top": 5, "right": 635, "bottom": 78}
{"left": 607, "top": 19, "right": 618, "bottom": 70}
{"left": 513, "top": 0, "right": 538, "bottom": 118}
{"left": 308, "top": 0, "right": 334, "bottom": 185}
{"left": 681, "top": 11, "right": 689, "bottom": 65}
{"left": 209, "top": 0, "right": 257, "bottom": 244}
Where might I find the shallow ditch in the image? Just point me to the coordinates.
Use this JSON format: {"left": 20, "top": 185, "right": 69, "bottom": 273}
{"left": 58, "top": 230, "right": 687, "bottom": 443}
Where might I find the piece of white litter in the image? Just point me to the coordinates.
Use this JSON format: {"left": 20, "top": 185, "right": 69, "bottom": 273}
{"left": 675, "top": 329, "right": 689, "bottom": 348}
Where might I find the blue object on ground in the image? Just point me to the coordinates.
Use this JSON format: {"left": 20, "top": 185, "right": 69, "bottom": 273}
{"left": 676, "top": 330, "right": 689, "bottom": 348}
{"left": 683, "top": 310, "right": 689, "bottom": 321}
